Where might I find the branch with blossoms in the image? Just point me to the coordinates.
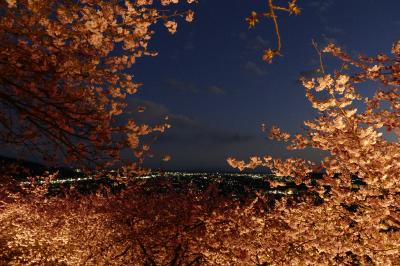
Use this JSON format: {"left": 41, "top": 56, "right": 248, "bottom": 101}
{"left": 227, "top": 41, "right": 400, "bottom": 264}
{"left": 0, "top": 0, "right": 197, "bottom": 174}
{"left": 246, "top": 0, "right": 301, "bottom": 63}
{"left": 230, "top": 41, "right": 400, "bottom": 182}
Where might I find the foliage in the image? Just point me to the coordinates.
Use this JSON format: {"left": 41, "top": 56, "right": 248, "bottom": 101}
{"left": 5, "top": 172, "right": 397, "bottom": 265}
{"left": 1, "top": 0, "right": 399, "bottom": 264}
{"left": 0, "top": 0, "right": 195, "bottom": 172}
{"left": 228, "top": 41, "right": 400, "bottom": 263}
{"left": 0, "top": 176, "right": 258, "bottom": 265}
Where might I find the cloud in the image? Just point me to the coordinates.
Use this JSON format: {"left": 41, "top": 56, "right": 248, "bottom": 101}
{"left": 307, "top": 0, "right": 334, "bottom": 13}
{"left": 247, "top": 35, "right": 270, "bottom": 51}
{"left": 207, "top": 85, "right": 226, "bottom": 95}
{"left": 307, "top": 0, "right": 335, "bottom": 23}
{"left": 128, "top": 98, "right": 170, "bottom": 123}
{"left": 165, "top": 78, "right": 198, "bottom": 93}
{"left": 165, "top": 78, "right": 228, "bottom": 95}
{"left": 160, "top": 125, "right": 254, "bottom": 145}
{"left": 324, "top": 26, "right": 345, "bottom": 35}
{"left": 243, "top": 61, "right": 267, "bottom": 76}
{"left": 206, "top": 132, "right": 253, "bottom": 144}
{"left": 129, "top": 98, "right": 198, "bottom": 126}
{"left": 237, "top": 33, "right": 270, "bottom": 53}
{"left": 128, "top": 98, "right": 253, "bottom": 145}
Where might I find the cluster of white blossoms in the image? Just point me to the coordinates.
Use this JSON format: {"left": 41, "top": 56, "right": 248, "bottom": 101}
{"left": 227, "top": 41, "right": 400, "bottom": 264}
{"left": 231, "top": 41, "right": 400, "bottom": 182}
{"left": 0, "top": 0, "right": 196, "bottom": 169}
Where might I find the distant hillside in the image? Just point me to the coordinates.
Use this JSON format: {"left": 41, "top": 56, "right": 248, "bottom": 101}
{"left": 0, "top": 155, "right": 84, "bottom": 180}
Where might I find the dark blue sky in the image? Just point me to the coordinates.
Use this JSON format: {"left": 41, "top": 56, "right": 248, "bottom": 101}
{"left": 128, "top": 0, "right": 400, "bottom": 171}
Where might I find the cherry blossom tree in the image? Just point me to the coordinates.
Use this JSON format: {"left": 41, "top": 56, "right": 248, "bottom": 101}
{"left": 1, "top": 0, "right": 399, "bottom": 264}
{"left": 228, "top": 41, "right": 400, "bottom": 264}
{"left": 0, "top": 0, "right": 195, "bottom": 172}
{"left": 0, "top": 177, "right": 228, "bottom": 264}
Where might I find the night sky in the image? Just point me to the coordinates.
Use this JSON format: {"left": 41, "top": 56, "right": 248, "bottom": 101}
{"left": 129, "top": 0, "right": 399, "bottom": 171}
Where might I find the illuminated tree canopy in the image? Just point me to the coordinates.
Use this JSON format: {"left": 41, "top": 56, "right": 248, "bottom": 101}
{"left": 0, "top": 0, "right": 399, "bottom": 265}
